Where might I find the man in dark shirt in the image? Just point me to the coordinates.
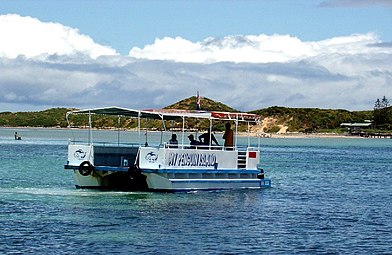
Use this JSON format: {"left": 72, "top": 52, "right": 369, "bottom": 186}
{"left": 188, "top": 134, "right": 199, "bottom": 149}
{"left": 199, "top": 130, "right": 219, "bottom": 147}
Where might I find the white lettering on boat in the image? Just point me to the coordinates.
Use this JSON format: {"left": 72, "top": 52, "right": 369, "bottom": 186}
{"left": 167, "top": 152, "right": 217, "bottom": 167}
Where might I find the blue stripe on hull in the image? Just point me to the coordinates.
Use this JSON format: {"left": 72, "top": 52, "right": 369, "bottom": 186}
{"left": 170, "top": 179, "right": 271, "bottom": 187}
{"left": 154, "top": 178, "right": 272, "bottom": 191}
{"left": 170, "top": 179, "right": 266, "bottom": 184}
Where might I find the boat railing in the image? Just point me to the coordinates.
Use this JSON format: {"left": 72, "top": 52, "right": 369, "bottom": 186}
{"left": 69, "top": 139, "right": 255, "bottom": 153}
{"left": 68, "top": 140, "right": 141, "bottom": 148}
{"left": 162, "top": 142, "right": 245, "bottom": 151}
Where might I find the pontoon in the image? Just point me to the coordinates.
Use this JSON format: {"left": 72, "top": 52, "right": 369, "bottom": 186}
{"left": 64, "top": 106, "right": 271, "bottom": 191}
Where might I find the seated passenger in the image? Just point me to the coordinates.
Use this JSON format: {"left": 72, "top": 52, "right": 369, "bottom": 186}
{"left": 188, "top": 134, "right": 199, "bottom": 149}
{"left": 168, "top": 134, "right": 178, "bottom": 148}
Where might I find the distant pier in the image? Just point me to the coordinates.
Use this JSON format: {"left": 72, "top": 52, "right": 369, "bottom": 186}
{"left": 350, "top": 132, "right": 392, "bottom": 139}
{"left": 341, "top": 122, "right": 392, "bottom": 139}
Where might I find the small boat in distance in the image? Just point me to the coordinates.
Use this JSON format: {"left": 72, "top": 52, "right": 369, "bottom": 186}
{"left": 64, "top": 106, "right": 271, "bottom": 192}
{"left": 14, "top": 131, "right": 22, "bottom": 140}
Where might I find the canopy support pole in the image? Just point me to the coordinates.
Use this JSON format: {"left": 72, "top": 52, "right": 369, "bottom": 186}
{"left": 138, "top": 111, "right": 141, "bottom": 146}
{"left": 235, "top": 116, "right": 239, "bottom": 149}
{"left": 88, "top": 111, "right": 92, "bottom": 145}
{"left": 247, "top": 122, "right": 250, "bottom": 147}
{"left": 209, "top": 118, "right": 213, "bottom": 149}
{"left": 117, "top": 116, "right": 121, "bottom": 146}
{"left": 181, "top": 117, "right": 185, "bottom": 146}
{"left": 160, "top": 116, "right": 166, "bottom": 146}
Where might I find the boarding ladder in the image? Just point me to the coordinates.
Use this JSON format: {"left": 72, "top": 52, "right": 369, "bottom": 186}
{"left": 237, "top": 151, "right": 247, "bottom": 169}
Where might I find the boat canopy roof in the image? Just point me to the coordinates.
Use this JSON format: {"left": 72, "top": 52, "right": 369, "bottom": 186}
{"left": 67, "top": 106, "right": 260, "bottom": 123}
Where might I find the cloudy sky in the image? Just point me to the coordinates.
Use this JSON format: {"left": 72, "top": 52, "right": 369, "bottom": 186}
{"left": 0, "top": 0, "right": 391, "bottom": 112}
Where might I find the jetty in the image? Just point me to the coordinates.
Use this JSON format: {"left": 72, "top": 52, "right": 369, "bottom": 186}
{"left": 350, "top": 131, "right": 392, "bottom": 139}
{"left": 340, "top": 122, "right": 392, "bottom": 139}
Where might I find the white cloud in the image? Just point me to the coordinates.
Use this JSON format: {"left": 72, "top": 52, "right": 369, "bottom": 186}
{"left": 0, "top": 14, "right": 117, "bottom": 59}
{"left": 130, "top": 34, "right": 315, "bottom": 63}
{"left": 0, "top": 14, "right": 391, "bottom": 112}
{"left": 129, "top": 33, "right": 387, "bottom": 67}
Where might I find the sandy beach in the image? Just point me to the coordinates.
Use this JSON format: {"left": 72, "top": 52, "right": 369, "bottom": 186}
{"left": 267, "top": 132, "right": 355, "bottom": 139}
{"left": 239, "top": 131, "right": 356, "bottom": 139}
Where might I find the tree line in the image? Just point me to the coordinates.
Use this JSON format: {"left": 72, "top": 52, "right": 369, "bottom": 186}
{"left": 373, "top": 96, "right": 392, "bottom": 129}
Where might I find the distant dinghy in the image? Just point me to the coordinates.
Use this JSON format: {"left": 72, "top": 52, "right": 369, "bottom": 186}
{"left": 14, "top": 132, "right": 22, "bottom": 140}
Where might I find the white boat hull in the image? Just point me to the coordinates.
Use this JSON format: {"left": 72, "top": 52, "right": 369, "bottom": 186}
{"left": 70, "top": 169, "right": 270, "bottom": 191}
{"left": 145, "top": 172, "right": 270, "bottom": 191}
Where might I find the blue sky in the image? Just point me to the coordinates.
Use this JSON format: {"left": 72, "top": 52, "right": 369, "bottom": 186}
{"left": 0, "top": 0, "right": 391, "bottom": 112}
{"left": 1, "top": 0, "right": 391, "bottom": 55}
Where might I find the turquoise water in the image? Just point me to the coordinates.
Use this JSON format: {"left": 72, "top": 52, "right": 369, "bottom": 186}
{"left": 0, "top": 128, "right": 391, "bottom": 254}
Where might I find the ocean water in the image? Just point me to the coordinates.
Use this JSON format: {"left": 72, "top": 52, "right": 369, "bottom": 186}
{"left": 0, "top": 128, "right": 391, "bottom": 254}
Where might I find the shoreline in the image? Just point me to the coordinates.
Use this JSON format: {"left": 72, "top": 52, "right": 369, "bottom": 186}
{"left": 1, "top": 126, "right": 359, "bottom": 139}
{"left": 239, "top": 131, "right": 357, "bottom": 139}
{"left": 266, "top": 132, "right": 356, "bottom": 139}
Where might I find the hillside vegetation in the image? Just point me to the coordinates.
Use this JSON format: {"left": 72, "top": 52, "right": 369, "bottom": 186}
{"left": 0, "top": 96, "right": 382, "bottom": 133}
{"left": 165, "top": 96, "right": 237, "bottom": 112}
{"left": 252, "top": 106, "right": 373, "bottom": 133}
{"left": 0, "top": 108, "right": 70, "bottom": 127}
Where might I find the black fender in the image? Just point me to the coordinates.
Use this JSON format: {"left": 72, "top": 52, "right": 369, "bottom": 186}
{"left": 79, "top": 161, "right": 94, "bottom": 176}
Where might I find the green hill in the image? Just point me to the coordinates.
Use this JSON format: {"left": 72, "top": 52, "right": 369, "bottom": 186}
{"left": 165, "top": 96, "right": 237, "bottom": 112}
{"left": 163, "top": 96, "right": 238, "bottom": 131}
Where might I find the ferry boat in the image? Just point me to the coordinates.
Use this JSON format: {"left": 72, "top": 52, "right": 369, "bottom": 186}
{"left": 64, "top": 106, "right": 271, "bottom": 191}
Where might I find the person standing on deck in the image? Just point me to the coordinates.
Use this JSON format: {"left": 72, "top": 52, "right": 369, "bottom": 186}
{"left": 222, "top": 123, "right": 234, "bottom": 150}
